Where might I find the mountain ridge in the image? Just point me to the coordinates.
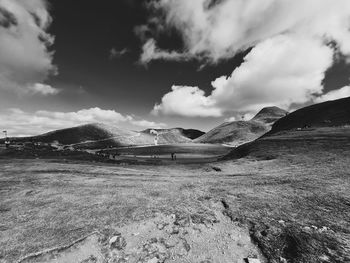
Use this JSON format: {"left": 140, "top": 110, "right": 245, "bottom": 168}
{"left": 5, "top": 123, "right": 205, "bottom": 149}
{"left": 195, "top": 106, "right": 288, "bottom": 146}
{"left": 223, "top": 97, "right": 350, "bottom": 160}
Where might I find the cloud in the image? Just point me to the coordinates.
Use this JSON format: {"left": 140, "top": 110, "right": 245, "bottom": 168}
{"left": 109, "top": 47, "right": 129, "bottom": 59}
{"left": 0, "top": 0, "right": 56, "bottom": 93}
{"left": 225, "top": 112, "right": 255, "bottom": 122}
{"left": 28, "top": 83, "right": 60, "bottom": 95}
{"left": 0, "top": 107, "right": 167, "bottom": 137}
{"left": 224, "top": 116, "right": 237, "bottom": 122}
{"left": 152, "top": 85, "right": 222, "bottom": 117}
{"left": 140, "top": 39, "right": 192, "bottom": 64}
{"left": 313, "top": 86, "right": 350, "bottom": 103}
{"left": 130, "top": 119, "right": 166, "bottom": 128}
{"left": 140, "top": 0, "right": 350, "bottom": 63}
{"left": 143, "top": 0, "right": 350, "bottom": 116}
{"left": 209, "top": 35, "right": 333, "bottom": 112}
{"left": 153, "top": 35, "right": 334, "bottom": 116}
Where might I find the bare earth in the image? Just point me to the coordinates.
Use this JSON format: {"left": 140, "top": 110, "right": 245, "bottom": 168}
{"left": 0, "top": 142, "right": 350, "bottom": 262}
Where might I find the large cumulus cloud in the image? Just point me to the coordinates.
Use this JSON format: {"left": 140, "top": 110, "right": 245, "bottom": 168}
{"left": 0, "top": 0, "right": 57, "bottom": 94}
{"left": 141, "top": 0, "right": 350, "bottom": 116}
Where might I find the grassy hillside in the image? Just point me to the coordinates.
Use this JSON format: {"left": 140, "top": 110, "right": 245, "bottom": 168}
{"left": 223, "top": 127, "right": 350, "bottom": 160}
{"left": 195, "top": 106, "right": 287, "bottom": 146}
{"left": 195, "top": 120, "right": 269, "bottom": 146}
{"left": 267, "top": 96, "right": 350, "bottom": 135}
{"left": 224, "top": 97, "right": 350, "bottom": 160}
{"left": 141, "top": 128, "right": 204, "bottom": 140}
{"left": 4, "top": 124, "right": 202, "bottom": 149}
{"left": 252, "top": 106, "right": 289, "bottom": 123}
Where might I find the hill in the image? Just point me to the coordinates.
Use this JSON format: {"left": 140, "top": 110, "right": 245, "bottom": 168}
{"left": 141, "top": 128, "right": 204, "bottom": 140}
{"left": 195, "top": 120, "right": 269, "bottom": 146}
{"left": 32, "top": 123, "right": 131, "bottom": 145}
{"left": 4, "top": 124, "right": 202, "bottom": 149}
{"left": 195, "top": 106, "right": 287, "bottom": 146}
{"left": 224, "top": 97, "right": 350, "bottom": 160}
{"left": 252, "top": 106, "right": 289, "bottom": 123}
{"left": 223, "top": 127, "right": 350, "bottom": 160}
{"left": 266, "top": 96, "right": 350, "bottom": 135}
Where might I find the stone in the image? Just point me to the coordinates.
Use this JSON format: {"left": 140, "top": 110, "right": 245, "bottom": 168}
{"left": 279, "top": 257, "right": 288, "bottom": 263}
{"left": 303, "top": 226, "right": 311, "bottom": 232}
{"left": 246, "top": 258, "right": 261, "bottom": 263}
{"left": 170, "top": 226, "right": 180, "bottom": 235}
{"left": 147, "top": 257, "right": 159, "bottom": 263}
{"left": 319, "top": 226, "right": 329, "bottom": 232}
{"left": 109, "top": 235, "right": 126, "bottom": 250}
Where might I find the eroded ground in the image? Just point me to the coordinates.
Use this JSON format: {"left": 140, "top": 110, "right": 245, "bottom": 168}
{"left": 0, "top": 149, "right": 350, "bottom": 262}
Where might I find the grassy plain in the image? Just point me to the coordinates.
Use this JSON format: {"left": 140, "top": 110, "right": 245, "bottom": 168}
{"left": 0, "top": 129, "right": 349, "bottom": 262}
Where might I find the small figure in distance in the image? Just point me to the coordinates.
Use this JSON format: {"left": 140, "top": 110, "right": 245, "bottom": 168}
{"left": 174, "top": 153, "right": 177, "bottom": 161}
{"left": 171, "top": 153, "right": 174, "bottom": 160}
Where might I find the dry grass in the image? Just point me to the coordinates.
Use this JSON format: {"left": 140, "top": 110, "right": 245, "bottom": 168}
{"left": 0, "top": 133, "right": 349, "bottom": 262}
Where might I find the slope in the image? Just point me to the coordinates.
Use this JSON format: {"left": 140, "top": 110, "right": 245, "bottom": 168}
{"left": 5, "top": 124, "right": 202, "bottom": 149}
{"left": 195, "top": 106, "right": 287, "bottom": 146}
{"left": 224, "top": 97, "right": 350, "bottom": 160}
{"left": 266, "top": 96, "right": 350, "bottom": 135}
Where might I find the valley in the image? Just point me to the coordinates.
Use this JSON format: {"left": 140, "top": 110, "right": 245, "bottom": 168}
{"left": 0, "top": 98, "right": 350, "bottom": 263}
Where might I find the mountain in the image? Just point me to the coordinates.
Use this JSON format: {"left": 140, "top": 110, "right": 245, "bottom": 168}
{"left": 224, "top": 97, "right": 350, "bottom": 160}
{"left": 194, "top": 120, "right": 269, "bottom": 146}
{"left": 141, "top": 128, "right": 205, "bottom": 140}
{"left": 252, "top": 106, "right": 289, "bottom": 123}
{"left": 178, "top": 128, "right": 205, "bottom": 140}
{"left": 266, "top": 96, "right": 350, "bottom": 136}
{"left": 6, "top": 123, "right": 203, "bottom": 149}
{"left": 195, "top": 106, "right": 287, "bottom": 146}
{"left": 32, "top": 123, "right": 129, "bottom": 145}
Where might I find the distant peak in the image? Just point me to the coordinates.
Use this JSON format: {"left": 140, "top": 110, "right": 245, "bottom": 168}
{"left": 252, "top": 106, "right": 288, "bottom": 123}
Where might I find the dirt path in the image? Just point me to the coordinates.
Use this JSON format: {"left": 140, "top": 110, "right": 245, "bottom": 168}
{"left": 18, "top": 199, "right": 264, "bottom": 263}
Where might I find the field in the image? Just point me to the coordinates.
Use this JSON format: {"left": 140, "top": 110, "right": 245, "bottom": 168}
{"left": 1, "top": 129, "right": 350, "bottom": 263}
{"left": 0, "top": 127, "right": 350, "bottom": 263}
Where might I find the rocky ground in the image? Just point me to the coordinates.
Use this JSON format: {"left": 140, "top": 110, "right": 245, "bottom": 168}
{"left": 1, "top": 142, "right": 349, "bottom": 262}
{"left": 19, "top": 204, "right": 264, "bottom": 263}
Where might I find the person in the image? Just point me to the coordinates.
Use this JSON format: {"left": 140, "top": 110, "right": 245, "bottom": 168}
{"left": 4, "top": 139, "right": 10, "bottom": 149}
{"left": 174, "top": 153, "right": 177, "bottom": 161}
{"left": 171, "top": 153, "right": 174, "bottom": 160}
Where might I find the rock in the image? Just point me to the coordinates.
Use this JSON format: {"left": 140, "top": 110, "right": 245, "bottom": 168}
{"left": 245, "top": 258, "right": 261, "bottom": 263}
{"left": 79, "top": 255, "right": 98, "bottom": 263}
{"left": 319, "top": 226, "right": 329, "bottom": 232}
{"left": 303, "top": 226, "right": 311, "bottom": 232}
{"left": 211, "top": 166, "right": 222, "bottom": 172}
{"left": 319, "top": 254, "right": 330, "bottom": 261}
{"left": 177, "top": 237, "right": 191, "bottom": 253}
{"left": 279, "top": 257, "right": 288, "bottom": 263}
{"left": 157, "top": 223, "right": 167, "bottom": 230}
{"left": 109, "top": 235, "right": 126, "bottom": 250}
{"left": 170, "top": 226, "right": 180, "bottom": 235}
{"left": 147, "top": 257, "right": 159, "bottom": 263}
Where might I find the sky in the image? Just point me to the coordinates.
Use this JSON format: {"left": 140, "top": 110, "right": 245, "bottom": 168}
{"left": 1, "top": 0, "right": 350, "bottom": 136}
